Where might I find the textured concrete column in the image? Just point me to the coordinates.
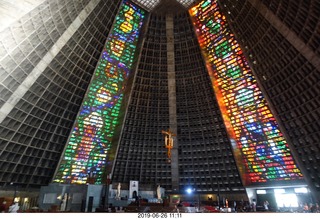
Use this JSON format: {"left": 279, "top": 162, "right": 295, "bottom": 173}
{"left": 166, "top": 13, "right": 179, "bottom": 192}
{"left": 249, "top": 0, "right": 320, "bottom": 72}
{"left": 0, "top": 0, "right": 102, "bottom": 123}
{"left": 0, "top": 0, "right": 47, "bottom": 32}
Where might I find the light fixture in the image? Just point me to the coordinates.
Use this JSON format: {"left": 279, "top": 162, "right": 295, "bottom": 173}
{"left": 274, "top": 188, "right": 285, "bottom": 194}
{"left": 294, "top": 187, "right": 308, "bottom": 193}
{"left": 186, "top": 187, "right": 193, "bottom": 194}
{"left": 257, "top": 189, "right": 266, "bottom": 194}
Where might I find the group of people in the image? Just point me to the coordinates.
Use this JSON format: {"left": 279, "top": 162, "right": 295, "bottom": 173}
{"left": 302, "top": 202, "right": 320, "bottom": 213}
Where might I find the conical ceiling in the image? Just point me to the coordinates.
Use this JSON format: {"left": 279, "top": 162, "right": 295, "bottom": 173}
{"left": 152, "top": 0, "right": 187, "bottom": 14}
{"left": 131, "top": 0, "right": 197, "bottom": 11}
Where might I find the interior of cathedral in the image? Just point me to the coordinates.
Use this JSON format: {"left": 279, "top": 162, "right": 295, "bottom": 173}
{"left": 0, "top": 0, "right": 319, "bottom": 213}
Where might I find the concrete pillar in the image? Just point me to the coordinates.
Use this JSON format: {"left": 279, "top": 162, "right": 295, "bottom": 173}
{"left": 166, "top": 13, "right": 179, "bottom": 192}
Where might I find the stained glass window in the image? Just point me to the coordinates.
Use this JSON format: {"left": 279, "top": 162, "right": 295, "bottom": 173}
{"left": 189, "top": 0, "right": 303, "bottom": 185}
{"left": 54, "top": 0, "right": 145, "bottom": 184}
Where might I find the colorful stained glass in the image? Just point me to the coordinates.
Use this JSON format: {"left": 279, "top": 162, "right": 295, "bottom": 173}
{"left": 54, "top": 0, "right": 145, "bottom": 184}
{"left": 189, "top": 0, "right": 303, "bottom": 185}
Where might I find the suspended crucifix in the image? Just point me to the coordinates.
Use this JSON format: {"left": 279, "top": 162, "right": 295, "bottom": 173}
{"left": 161, "top": 129, "right": 176, "bottom": 162}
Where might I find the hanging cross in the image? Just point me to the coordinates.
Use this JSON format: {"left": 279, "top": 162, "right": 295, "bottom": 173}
{"left": 161, "top": 129, "right": 176, "bottom": 160}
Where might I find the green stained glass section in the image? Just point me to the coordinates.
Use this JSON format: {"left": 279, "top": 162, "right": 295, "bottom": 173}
{"left": 54, "top": 0, "right": 145, "bottom": 184}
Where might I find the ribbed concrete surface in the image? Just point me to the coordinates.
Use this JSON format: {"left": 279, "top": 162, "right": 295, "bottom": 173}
{"left": 0, "top": 0, "right": 46, "bottom": 32}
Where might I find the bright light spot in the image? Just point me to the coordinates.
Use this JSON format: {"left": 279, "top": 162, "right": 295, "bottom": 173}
{"left": 274, "top": 188, "right": 285, "bottom": 194}
{"left": 294, "top": 187, "right": 308, "bottom": 193}
{"left": 186, "top": 188, "right": 193, "bottom": 194}
{"left": 257, "top": 189, "right": 266, "bottom": 194}
{"left": 275, "top": 193, "right": 298, "bottom": 208}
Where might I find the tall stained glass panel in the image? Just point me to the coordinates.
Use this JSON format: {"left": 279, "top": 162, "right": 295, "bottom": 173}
{"left": 189, "top": 0, "right": 303, "bottom": 185}
{"left": 54, "top": 0, "right": 145, "bottom": 184}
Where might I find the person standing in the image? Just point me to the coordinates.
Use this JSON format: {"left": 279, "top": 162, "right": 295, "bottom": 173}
{"left": 8, "top": 202, "right": 19, "bottom": 213}
{"left": 157, "top": 185, "right": 161, "bottom": 200}
{"left": 60, "top": 194, "right": 68, "bottom": 211}
{"left": 173, "top": 205, "right": 179, "bottom": 213}
{"left": 252, "top": 200, "right": 256, "bottom": 212}
{"left": 116, "top": 183, "right": 121, "bottom": 200}
{"left": 264, "top": 200, "right": 269, "bottom": 211}
{"left": 136, "top": 195, "right": 140, "bottom": 207}
{"left": 315, "top": 203, "right": 319, "bottom": 213}
{"left": 303, "top": 203, "right": 309, "bottom": 212}
{"left": 0, "top": 201, "right": 7, "bottom": 213}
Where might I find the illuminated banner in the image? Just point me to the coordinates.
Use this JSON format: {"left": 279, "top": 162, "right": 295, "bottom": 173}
{"left": 189, "top": 0, "right": 303, "bottom": 185}
{"left": 54, "top": 0, "right": 145, "bottom": 184}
